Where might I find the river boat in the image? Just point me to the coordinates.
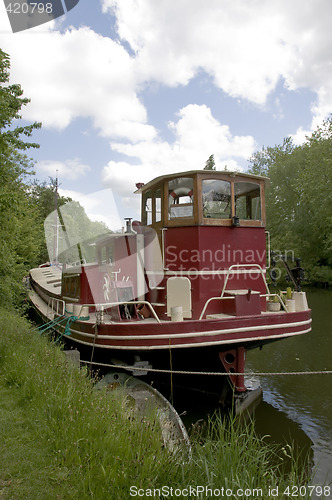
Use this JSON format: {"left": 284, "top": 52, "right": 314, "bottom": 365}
{"left": 28, "top": 170, "right": 312, "bottom": 409}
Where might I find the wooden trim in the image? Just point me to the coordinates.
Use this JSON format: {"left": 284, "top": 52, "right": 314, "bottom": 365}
{"left": 193, "top": 174, "right": 199, "bottom": 224}
{"left": 62, "top": 296, "right": 80, "bottom": 302}
{"left": 200, "top": 218, "right": 233, "bottom": 227}
{"left": 196, "top": 174, "right": 203, "bottom": 225}
{"left": 260, "top": 180, "right": 266, "bottom": 226}
{"left": 164, "top": 174, "right": 196, "bottom": 227}
{"left": 145, "top": 173, "right": 266, "bottom": 229}
{"left": 136, "top": 169, "right": 269, "bottom": 195}
{"left": 166, "top": 219, "right": 196, "bottom": 227}
{"left": 236, "top": 220, "right": 264, "bottom": 227}
{"left": 230, "top": 181, "right": 235, "bottom": 218}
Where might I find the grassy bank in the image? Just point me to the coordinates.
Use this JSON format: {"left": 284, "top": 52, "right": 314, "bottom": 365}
{"left": 0, "top": 309, "right": 310, "bottom": 499}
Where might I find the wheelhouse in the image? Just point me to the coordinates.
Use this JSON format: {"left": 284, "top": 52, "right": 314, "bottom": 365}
{"left": 136, "top": 171, "right": 269, "bottom": 321}
{"left": 139, "top": 170, "right": 266, "bottom": 229}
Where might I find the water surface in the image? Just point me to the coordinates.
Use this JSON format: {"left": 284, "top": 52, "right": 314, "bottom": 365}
{"left": 247, "top": 289, "right": 332, "bottom": 485}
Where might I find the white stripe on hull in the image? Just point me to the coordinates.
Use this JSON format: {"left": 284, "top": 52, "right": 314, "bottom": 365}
{"left": 57, "top": 327, "right": 312, "bottom": 350}
{"left": 63, "top": 318, "right": 312, "bottom": 341}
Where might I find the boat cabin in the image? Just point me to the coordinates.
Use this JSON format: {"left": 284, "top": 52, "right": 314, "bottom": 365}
{"left": 136, "top": 170, "right": 268, "bottom": 320}
{"left": 135, "top": 170, "right": 268, "bottom": 320}
{"left": 139, "top": 170, "right": 266, "bottom": 229}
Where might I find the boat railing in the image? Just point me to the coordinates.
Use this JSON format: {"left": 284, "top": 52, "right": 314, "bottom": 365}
{"left": 221, "top": 263, "right": 270, "bottom": 297}
{"left": 261, "top": 293, "right": 289, "bottom": 312}
{"left": 47, "top": 297, "right": 65, "bottom": 318}
{"left": 199, "top": 292, "right": 289, "bottom": 320}
{"left": 199, "top": 295, "right": 235, "bottom": 320}
{"left": 67, "top": 258, "right": 87, "bottom": 268}
{"left": 199, "top": 264, "right": 271, "bottom": 320}
{"left": 71, "top": 300, "right": 162, "bottom": 324}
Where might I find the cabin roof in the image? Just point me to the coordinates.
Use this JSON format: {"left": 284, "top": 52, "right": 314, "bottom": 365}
{"left": 135, "top": 169, "right": 269, "bottom": 193}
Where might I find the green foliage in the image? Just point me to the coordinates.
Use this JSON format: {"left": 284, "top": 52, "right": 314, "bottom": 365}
{"left": 29, "top": 178, "right": 73, "bottom": 263}
{"left": 248, "top": 119, "right": 332, "bottom": 285}
{"left": 0, "top": 49, "right": 42, "bottom": 308}
{"left": 0, "top": 49, "right": 41, "bottom": 162}
{"left": 204, "top": 153, "right": 216, "bottom": 170}
{"left": 0, "top": 310, "right": 311, "bottom": 498}
{"left": 29, "top": 177, "right": 72, "bottom": 222}
{"left": 55, "top": 199, "right": 109, "bottom": 264}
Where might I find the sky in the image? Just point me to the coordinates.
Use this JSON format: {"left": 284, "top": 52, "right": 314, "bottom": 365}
{"left": 1, "top": 0, "right": 331, "bottom": 226}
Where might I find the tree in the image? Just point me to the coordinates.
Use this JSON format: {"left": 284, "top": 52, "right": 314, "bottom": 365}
{"left": 204, "top": 154, "right": 215, "bottom": 170}
{"left": 297, "top": 119, "right": 332, "bottom": 281}
{"left": 0, "top": 49, "right": 41, "bottom": 307}
{"left": 248, "top": 122, "right": 332, "bottom": 285}
{"left": 29, "top": 178, "right": 73, "bottom": 263}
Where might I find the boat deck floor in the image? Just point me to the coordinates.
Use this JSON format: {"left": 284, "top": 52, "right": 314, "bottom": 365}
{"left": 30, "top": 266, "right": 62, "bottom": 296}
{"left": 29, "top": 267, "right": 288, "bottom": 326}
{"left": 30, "top": 286, "right": 287, "bottom": 329}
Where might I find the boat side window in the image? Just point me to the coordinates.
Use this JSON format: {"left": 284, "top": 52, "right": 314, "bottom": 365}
{"left": 155, "top": 188, "right": 162, "bottom": 223}
{"left": 101, "top": 246, "right": 107, "bottom": 264}
{"left": 234, "top": 182, "right": 261, "bottom": 220}
{"left": 168, "top": 177, "right": 194, "bottom": 219}
{"left": 97, "top": 244, "right": 113, "bottom": 266}
{"left": 202, "top": 179, "right": 231, "bottom": 219}
{"left": 143, "top": 191, "right": 153, "bottom": 225}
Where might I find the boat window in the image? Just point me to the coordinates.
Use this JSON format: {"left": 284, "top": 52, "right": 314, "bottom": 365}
{"left": 143, "top": 191, "right": 153, "bottom": 225}
{"left": 168, "top": 177, "right": 193, "bottom": 219}
{"left": 202, "top": 179, "right": 231, "bottom": 219}
{"left": 234, "top": 182, "right": 261, "bottom": 220}
{"left": 155, "top": 189, "right": 162, "bottom": 223}
{"left": 101, "top": 246, "right": 107, "bottom": 264}
{"left": 96, "top": 243, "right": 113, "bottom": 266}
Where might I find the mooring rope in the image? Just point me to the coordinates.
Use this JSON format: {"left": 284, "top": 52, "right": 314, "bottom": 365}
{"left": 33, "top": 314, "right": 79, "bottom": 339}
{"left": 79, "top": 359, "right": 332, "bottom": 377}
{"left": 34, "top": 315, "right": 68, "bottom": 334}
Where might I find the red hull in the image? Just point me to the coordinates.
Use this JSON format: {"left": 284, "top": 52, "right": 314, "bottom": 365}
{"left": 65, "top": 312, "right": 312, "bottom": 350}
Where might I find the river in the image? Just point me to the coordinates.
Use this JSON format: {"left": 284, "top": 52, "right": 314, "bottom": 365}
{"left": 247, "top": 289, "right": 332, "bottom": 486}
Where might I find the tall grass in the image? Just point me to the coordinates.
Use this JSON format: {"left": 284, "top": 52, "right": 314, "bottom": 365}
{"left": 0, "top": 309, "right": 311, "bottom": 499}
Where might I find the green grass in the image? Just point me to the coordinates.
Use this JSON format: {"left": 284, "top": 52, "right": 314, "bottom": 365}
{"left": 0, "top": 309, "right": 311, "bottom": 499}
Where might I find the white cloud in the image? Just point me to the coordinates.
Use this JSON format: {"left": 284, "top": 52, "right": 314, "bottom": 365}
{"left": 103, "top": 0, "right": 332, "bottom": 133}
{"left": 36, "top": 158, "right": 91, "bottom": 180}
{"left": 170, "top": 105, "right": 256, "bottom": 159}
{"left": 102, "top": 104, "right": 256, "bottom": 205}
{"left": 0, "top": 7, "right": 154, "bottom": 142}
{"left": 290, "top": 127, "right": 310, "bottom": 146}
{"left": 102, "top": 0, "right": 293, "bottom": 103}
{"left": 2, "top": 0, "right": 332, "bottom": 167}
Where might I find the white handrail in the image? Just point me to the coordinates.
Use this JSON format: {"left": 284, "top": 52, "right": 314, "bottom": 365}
{"left": 47, "top": 297, "right": 65, "bottom": 318}
{"left": 199, "top": 264, "right": 271, "bottom": 320}
{"left": 73, "top": 300, "right": 161, "bottom": 324}
{"left": 261, "top": 293, "right": 288, "bottom": 312}
{"left": 199, "top": 296, "right": 235, "bottom": 320}
{"left": 265, "top": 231, "right": 271, "bottom": 268}
{"left": 221, "top": 263, "right": 270, "bottom": 297}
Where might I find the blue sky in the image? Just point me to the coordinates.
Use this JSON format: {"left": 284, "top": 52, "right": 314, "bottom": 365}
{"left": 0, "top": 0, "right": 331, "bottom": 225}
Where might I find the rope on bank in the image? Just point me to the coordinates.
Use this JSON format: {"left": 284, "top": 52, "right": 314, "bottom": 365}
{"left": 80, "top": 359, "right": 332, "bottom": 377}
